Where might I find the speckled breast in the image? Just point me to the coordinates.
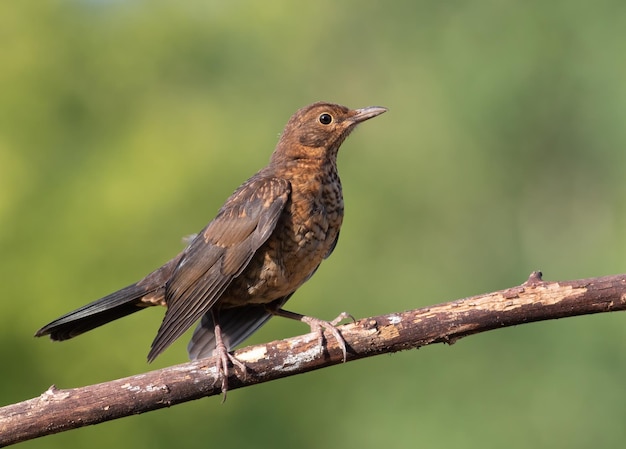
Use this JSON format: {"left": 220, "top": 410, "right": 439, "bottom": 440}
{"left": 220, "top": 163, "right": 344, "bottom": 308}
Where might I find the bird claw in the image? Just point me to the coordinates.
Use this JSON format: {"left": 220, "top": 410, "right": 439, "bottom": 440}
{"left": 302, "top": 314, "right": 351, "bottom": 363}
{"left": 271, "top": 308, "right": 353, "bottom": 363}
{"left": 212, "top": 319, "right": 247, "bottom": 402}
{"left": 330, "top": 311, "right": 355, "bottom": 326}
{"left": 213, "top": 347, "right": 247, "bottom": 402}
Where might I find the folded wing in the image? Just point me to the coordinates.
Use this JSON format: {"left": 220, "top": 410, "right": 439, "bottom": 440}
{"left": 147, "top": 176, "right": 290, "bottom": 361}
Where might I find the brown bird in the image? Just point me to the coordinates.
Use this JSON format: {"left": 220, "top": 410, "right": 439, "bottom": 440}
{"left": 36, "top": 102, "right": 387, "bottom": 393}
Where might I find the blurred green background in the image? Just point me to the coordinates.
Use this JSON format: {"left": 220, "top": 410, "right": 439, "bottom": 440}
{"left": 2, "top": 1, "right": 626, "bottom": 447}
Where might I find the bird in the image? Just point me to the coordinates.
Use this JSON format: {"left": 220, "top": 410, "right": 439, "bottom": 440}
{"left": 36, "top": 101, "right": 387, "bottom": 394}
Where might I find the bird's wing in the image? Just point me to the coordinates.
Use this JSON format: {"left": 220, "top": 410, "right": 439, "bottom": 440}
{"left": 147, "top": 176, "right": 291, "bottom": 361}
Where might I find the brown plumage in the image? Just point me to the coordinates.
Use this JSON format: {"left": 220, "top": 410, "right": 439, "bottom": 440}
{"left": 36, "top": 102, "right": 387, "bottom": 392}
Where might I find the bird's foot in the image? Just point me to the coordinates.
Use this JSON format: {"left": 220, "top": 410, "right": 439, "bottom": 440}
{"left": 329, "top": 311, "right": 355, "bottom": 326}
{"left": 271, "top": 308, "right": 354, "bottom": 362}
{"left": 213, "top": 321, "right": 247, "bottom": 402}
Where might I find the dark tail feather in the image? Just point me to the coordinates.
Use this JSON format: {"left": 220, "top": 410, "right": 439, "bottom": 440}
{"left": 34, "top": 283, "right": 159, "bottom": 341}
{"left": 187, "top": 295, "right": 292, "bottom": 360}
{"left": 35, "top": 253, "right": 183, "bottom": 341}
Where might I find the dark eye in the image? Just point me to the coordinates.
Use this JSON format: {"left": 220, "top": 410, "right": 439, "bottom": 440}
{"left": 319, "top": 113, "right": 333, "bottom": 125}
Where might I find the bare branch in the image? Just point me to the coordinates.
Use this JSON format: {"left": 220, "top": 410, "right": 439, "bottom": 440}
{"left": 2, "top": 271, "right": 626, "bottom": 446}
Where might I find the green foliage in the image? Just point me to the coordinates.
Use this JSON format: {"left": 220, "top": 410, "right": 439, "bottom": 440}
{"left": 2, "top": 1, "right": 626, "bottom": 447}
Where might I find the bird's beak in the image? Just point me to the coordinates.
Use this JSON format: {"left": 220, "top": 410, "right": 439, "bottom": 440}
{"left": 351, "top": 106, "right": 388, "bottom": 123}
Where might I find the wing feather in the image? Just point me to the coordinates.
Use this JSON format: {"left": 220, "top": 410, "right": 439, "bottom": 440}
{"left": 147, "top": 176, "right": 290, "bottom": 361}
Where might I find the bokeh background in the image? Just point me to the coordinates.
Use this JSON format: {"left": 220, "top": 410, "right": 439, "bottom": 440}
{"left": 2, "top": 1, "right": 626, "bottom": 448}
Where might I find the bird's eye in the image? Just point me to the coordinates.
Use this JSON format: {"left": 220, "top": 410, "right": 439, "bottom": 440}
{"left": 318, "top": 113, "right": 333, "bottom": 125}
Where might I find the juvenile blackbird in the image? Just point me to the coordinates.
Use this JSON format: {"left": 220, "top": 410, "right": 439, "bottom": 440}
{"left": 36, "top": 102, "right": 387, "bottom": 393}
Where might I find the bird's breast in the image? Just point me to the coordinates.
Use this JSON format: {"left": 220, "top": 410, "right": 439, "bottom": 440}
{"left": 221, "top": 164, "right": 344, "bottom": 307}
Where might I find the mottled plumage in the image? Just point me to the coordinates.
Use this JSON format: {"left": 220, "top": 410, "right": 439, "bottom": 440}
{"left": 36, "top": 102, "right": 387, "bottom": 392}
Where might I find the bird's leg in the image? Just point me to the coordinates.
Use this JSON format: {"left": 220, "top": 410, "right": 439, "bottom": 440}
{"left": 269, "top": 308, "right": 354, "bottom": 362}
{"left": 211, "top": 309, "right": 247, "bottom": 401}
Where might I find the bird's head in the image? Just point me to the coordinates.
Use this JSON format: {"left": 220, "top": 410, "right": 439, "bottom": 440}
{"left": 272, "top": 102, "right": 387, "bottom": 164}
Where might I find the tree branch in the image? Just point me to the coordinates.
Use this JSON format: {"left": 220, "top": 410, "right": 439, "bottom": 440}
{"left": 2, "top": 271, "right": 626, "bottom": 446}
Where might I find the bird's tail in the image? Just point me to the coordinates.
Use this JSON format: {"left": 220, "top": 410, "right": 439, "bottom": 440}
{"left": 187, "top": 295, "right": 292, "bottom": 359}
{"left": 35, "top": 254, "right": 182, "bottom": 341}
{"left": 35, "top": 283, "right": 160, "bottom": 341}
